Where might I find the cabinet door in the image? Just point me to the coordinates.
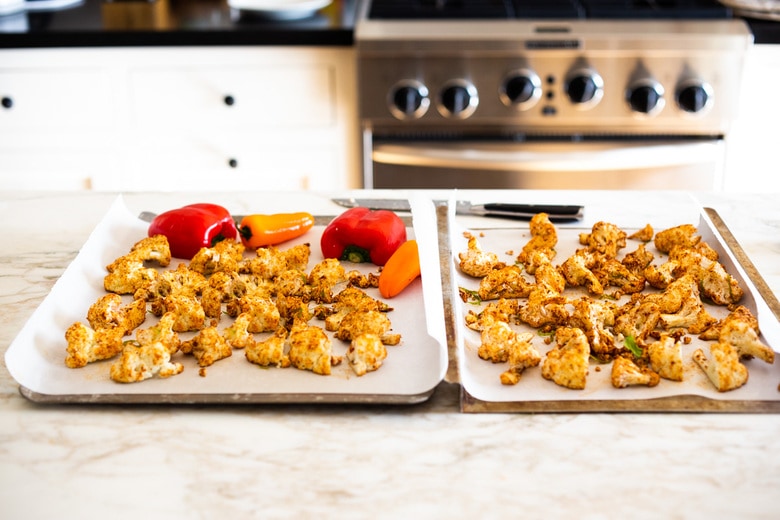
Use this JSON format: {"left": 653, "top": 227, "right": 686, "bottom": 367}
{"left": 0, "top": 150, "right": 120, "bottom": 191}
{"left": 129, "top": 65, "right": 335, "bottom": 131}
{"left": 0, "top": 69, "right": 114, "bottom": 131}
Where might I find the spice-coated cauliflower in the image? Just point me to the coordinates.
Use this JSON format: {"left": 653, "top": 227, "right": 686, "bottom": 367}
{"left": 135, "top": 311, "right": 181, "bottom": 355}
{"left": 86, "top": 293, "right": 146, "bottom": 335}
{"left": 499, "top": 332, "right": 541, "bottom": 386}
{"left": 288, "top": 320, "right": 340, "bottom": 375}
{"left": 64, "top": 322, "right": 125, "bottom": 368}
{"left": 458, "top": 232, "right": 505, "bottom": 278}
{"left": 517, "top": 212, "right": 557, "bottom": 265}
{"left": 346, "top": 333, "right": 388, "bottom": 377}
{"left": 610, "top": 355, "right": 660, "bottom": 389}
{"left": 579, "top": 221, "right": 627, "bottom": 259}
{"left": 180, "top": 325, "right": 232, "bottom": 368}
{"left": 692, "top": 341, "right": 749, "bottom": 392}
{"left": 541, "top": 327, "right": 591, "bottom": 390}
{"left": 477, "top": 265, "right": 534, "bottom": 301}
{"left": 647, "top": 334, "right": 684, "bottom": 382}
{"left": 109, "top": 341, "right": 183, "bottom": 383}
{"left": 245, "top": 327, "right": 290, "bottom": 368}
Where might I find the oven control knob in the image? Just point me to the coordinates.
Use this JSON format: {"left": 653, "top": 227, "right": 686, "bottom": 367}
{"left": 627, "top": 80, "right": 665, "bottom": 115}
{"left": 500, "top": 69, "right": 542, "bottom": 109}
{"left": 565, "top": 70, "right": 604, "bottom": 107}
{"left": 438, "top": 80, "right": 479, "bottom": 119}
{"left": 676, "top": 80, "right": 713, "bottom": 114}
{"left": 388, "top": 80, "right": 430, "bottom": 120}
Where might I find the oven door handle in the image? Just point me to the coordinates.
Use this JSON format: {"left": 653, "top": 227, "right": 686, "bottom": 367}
{"left": 371, "top": 141, "right": 721, "bottom": 172}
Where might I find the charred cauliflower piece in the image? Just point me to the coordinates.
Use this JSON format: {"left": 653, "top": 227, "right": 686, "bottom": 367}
{"left": 346, "top": 333, "right": 388, "bottom": 376}
{"left": 568, "top": 297, "right": 619, "bottom": 360}
{"left": 109, "top": 341, "right": 184, "bottom": 383}
{"left": 180, "top": 325, "right": 232, "bottom": 367}
{"left": 559, "top": 250, "right": 604, "bottom": 296}
{"left": 104, "top": 256, "right": 159, "bottom": 295}
{"left": 245, "top": 327, "right": 290, "bottom": 368}
{"left": 621, "top": 243, "right": 655, "bottom": 277}
{"left": 517, "top": 212, "right": 557, "bottom": 265}
{"left": 334, "top": 309, "right": 399, "bottom": 345}
{"left": 308, "top": 258, "right": 348, "bottom": 303}
{"left": 657, "top": 275, "right": 717, "bottom": 334}
{"left": 499, "top": 332, "right": 541, "bottom": 386}
{"left": 151, "top": 295, "right": 205, "bottom": 332}
{"left": 288, "top": 321, "right": 340, "bottom": 375}
{"left": 628, "top": 224, "right": 654, "bottom": 242}
{"left": 464, "top": 298, "right": 519, "bottom": 332}
{"left": 610, "top": 356, "right": 660, "bottom": 388}
{"left": 718, "top": 309, "right": 774, "bottom": 364}
{"left": 135, "top": 311, "right": 181, "bottom": 355}
{"left": 225, "top": 296, "right": 280, "bottom": 333}
{"left": 517, "top": 287, "right": 569, "bottom": 329}
{"left": 477, "top": 265, "right": 533, "bottom": 301}
{"left": 693, "top": 341, "right": 749, "bottom": 392}
{"left": 86, "top": 293, "right": 146, "bottom": 335}
{"left": 579, "top": 221, "right": 627, "bottom": 259}
{"left": 477, "top": 320, "right": 519, "bottom": 363}
{"left": 458, "top": 232, "right": 505, "bottom": 278}
{"left": 541, "top": 327, "right": 591, "bottom": 390}
{"left": 614, "top": 294, "right": 661, "bottom": 346}
{"left": 201, "top": 270, "right": 247, "bottom": 318}
{"left": 128, "top": 235, "right": 172, "bottom": 267}
{"left": 647, "top": 334, "right": 684, "bottom": 381}
{"left": 65, "top": 322, "right": 125, "bottom": 368}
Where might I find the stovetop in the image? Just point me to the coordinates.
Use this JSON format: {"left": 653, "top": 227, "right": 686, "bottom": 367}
{"left": 368, "top": 0, "right": 732, "bottom": 20}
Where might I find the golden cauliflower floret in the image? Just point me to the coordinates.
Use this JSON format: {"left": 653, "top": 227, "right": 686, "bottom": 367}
{"left": 458, "top": 232, "right": 505, "bottom": 278}
{"left": 464, "top": 298, "right": 519, "bottom": 331}
{"left": 201, "top": 270, "right": 247, "bottom": 319}
{"left": 534, "top": 262, "right": 566, "bottom": 295}
{"left": 240, "top": 245, "right": 290, "bottom": 280}
{"left": 281, "top": 243, "right": 311, "bottom": 272}
{"left": 275, "top": 295, "right": 313, "bottom": 327}
{"left": 718, "top": 311, "right": 774, "bottom": 364}
{"left": 245, "top": 327, "right": 290, "bottom": 368}
{"left": 129, "top": 234, "right": 172, "bottom": 267}
{"left": 346, "top": 269, "right": 380, "bottom": 289}
{"left": 274, "top": 269, "right": 312, "bottom": 298}
{"left": 109, "top": 341, "right": 184, "bottom": 383}
{"left": 86, "top": 293, "right": 147, "bottom": 335}
{"left": 135, "top": 312, "right": 181, "bottom": 355}
{"left": 595, "top": 257, "right": 646, "bottom": 295}
{"left": 697, "top": 257, "right": 745, "bottom": 306}
{"left": 559, "top": 250, "right": 604, "bottom": 296}
{"left": 346, "top": 333, "right": 388, "bottom": 377}
{"left": 225, "top": 296, "right": 280, "bottom": 333}
{"left": 499, "top": 332, "right": 541, "bottom": 386}
{"left": 517, "top": 286, "right": 569, "bottom": 329}
{"left": 333, "top": 286, "right": 391, "bottom": 313}
{"left": 613, "top": 294, "right": 661, "bottom": 346}
{"left": 610, "top": 356, "right": 660, "bottom": 388}
{"left": 223, "top": 313, "right": 254, "bottom": 349}
{"left": 180, "top": 325, "right": 233, "bottom": 367}
{"left": 160, "top": 263, "right": 208, "bottom": 298}
{"left": 288, "top": 321, "right": 340, "bottom": 375}
{"left": 693, "top": 341, "right": 749, "bottom": 392}
{"left": 103, "top": 257, "right": 159, "bottom": 295}
{"left": 658, "top": 284, "right": 717, "bottom": 335}
{"left": 628, "top": 223, "right": 654, "bottom": 242}
{"left": 308, "top": 258, "right": 348, "bottom": 303}
{"left": 541, "top": 327, "right": 591, "bottom": 390}
{"left": 568, "top": 297, "right": 619, "bottom": 360}
{"left": 621, "top": 243, "right": 655, "bottom": 276}
{"left": 477, "top": 321, "right": 518, "bottom": 363}
{"left": 334, "top": 309, "right": 399, "bottom": 345}
{"left": 152, "top": 295, "right": 205, "bottom": 332}
{"left": 643, "top": 260, "right": 682, "bottom": 290}
{"left": 579, "top": 221, "right": 627, "bottom": 259}
{"left": 477, "top": 265, "right": 533, "bottom": 301}
{"left": 65, "top": 322, "right": 125, "bottom": 368}
{"left": 517, "top": 212, "right": 557, "bottom": 265}
{"left": 647, "top": 334, "right": 684, "bottom": 381}
{"left": 653, "top": 224, "right": 700, "bottom": 253}
{"left": 189, "top": 240, "right": 244, "bottom": 276}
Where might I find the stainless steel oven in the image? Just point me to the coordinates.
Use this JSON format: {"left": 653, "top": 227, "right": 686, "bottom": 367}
{"left": 355, "top": 0, "right": 753, "bottom": 190}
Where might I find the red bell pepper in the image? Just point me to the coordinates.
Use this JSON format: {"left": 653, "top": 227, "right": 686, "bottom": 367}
{"left": 320, "top": 207, "right": 407, "bottom": 266}
{"left": 148, "top": 203, "right": 238, "bottom": 259}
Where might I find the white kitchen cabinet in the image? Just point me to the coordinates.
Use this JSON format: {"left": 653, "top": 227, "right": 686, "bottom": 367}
{"left": 0, "top": 46, "right": 359, "bottom": 191}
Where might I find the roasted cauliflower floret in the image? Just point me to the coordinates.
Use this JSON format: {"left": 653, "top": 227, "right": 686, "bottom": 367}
{"left": 621, "top": 243, "right": 654, "bottom": 277}
{"left": 346, "top": 333, "right": 388, "bottom": 377}
{"left": 275, "top": 295, "right": 313, "bottom": 327}
{"left": 65, "top": 322, "right": 125, "bottom": 368}
{"left": 653, "top": 224, "right": 700, "bottom": 253}
{"left": 189, "top": 240, "right": 245, "bottom": 276}
{"left": 595, "top": 257, "right": 646, "bottom": 295}
{"left": 109, "top": 341, "right": 184, "bottom": 383}
{"left": 180, "top": 325, "right": 232, "bottom": 368}
{"left": 499, "top": 332, "right": 541, "bottom": 386}
{"left": 288, "top": 321, "right": 340, "bottom": 375}
{"left": 86, "top": 293, "right": 146, "bottom": 335}
{"left": 541, "top": 327, "right": 591, "bottom": 390}
{"left": 201, "top": 270, "right": 247, "bottom": 318}
{"left": 579, "top": 221, "right": 627, "bottom": 259}
{"left": 613, "top": 294, "right": 661, "bottom": 346}
{"left": 610, "top": 355, "right": 660, "bottom": 388}
{"left": 692, "top": 341, "right": 749, "bottom": 392}
{"left": 129, "top": 234, "right": 172, "bottom": 267}
{"left": 308, "top": 258, "right": 348, "bottom": 303}
{"left": 647, "top": 334, "right": 684, "bottom": 381}
{"left": 334, "top": 309, "right": 399, "bottom": 345}
{"left": 657, "top": 275, "right": 717, "bottom": 334}
{"left": 568, "top": 297, "right": 619, "bottom": 360}
{"left": 222, "top": 313, "right": 254, "bottom": 349}
{"left": 103, "top": 256, "right": 159, "bottom": 295}
{"left": 225, "top": 296, "right": 280, "bottom": 333}
{"left": 534, "top": 261, "right": 566, "bottom": 295}
{"left": 628, "top": 223, "right": 654, "bottom": 242}
{"left": 477, "top": 265, "right": 533, "bottom": 301}
{"left": 718, "top": 309, "right": 774, "bottom": 364}
{"left": 245, "top": 327, "right": 290, "bottom": 368}
{"left": 458, "top": 232, "right": 505, "bottom": 278}
{"left": 151, "top": 295, "right": 205, "bottom": 332}
{"left": 517, "top": 286, "right": 569, "bottom": 329}
{"left": 517, "top": 212, "right": 557, "bottom": 265}
{"left": 274, "top": 269, "right": 312, "bottom": 299}
{"left": 135, "top": 311, "right": 181, "bottom": 355}
{"left": 559, "top": 250, "right": 604, "bottom": 295}
{"left": 477, "top": 320, "right": 519, "bottom": 363}
{"left": 464, "top": 298, "right": 519, "bottom": 331}
{"left": 643, "top": 260, "right": 682, "bottom": 290}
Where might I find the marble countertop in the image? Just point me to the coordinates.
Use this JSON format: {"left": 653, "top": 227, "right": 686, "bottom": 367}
{"left": 1, "top": 190, "right": 779, "bottom": 519}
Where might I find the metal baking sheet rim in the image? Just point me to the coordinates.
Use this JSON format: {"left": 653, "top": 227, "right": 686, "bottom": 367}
{"left": 437, "top": 206, "right": 780, "bottom": 414}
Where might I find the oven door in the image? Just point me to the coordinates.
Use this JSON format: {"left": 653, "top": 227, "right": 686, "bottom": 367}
{"left": 366, "top": 138, "right": 725, "bottom": 190}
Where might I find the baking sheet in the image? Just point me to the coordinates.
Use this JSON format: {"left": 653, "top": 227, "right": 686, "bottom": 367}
{"left": 446, "top": 202, "right": 780, "bottom": 412}
{"left": 5, "top": 195, "right": 447, "bottom": 404}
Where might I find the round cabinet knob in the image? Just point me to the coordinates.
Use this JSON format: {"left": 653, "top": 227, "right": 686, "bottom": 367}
{"left": 388, "top": 80, "right": 430, "bottom": 120}
{"left": 627, "top": 80, "right": 665, "bottom": 115}
{"left": 223, "top": 95, "right": 235, "bottom": 106}
{"left": 500, "top": 69, "right": 542, "bottom": 109}
{"left": 438, "top": 80, "right": 478, "bottom": 119}
{"left": 1, "top": 96, "right": 12, "bottom": 109}
{"left": 565, "top": 69, "right": 604, "bottom": 107}
{"left": 676, "top": 80, "right": 713, "bottom": 114}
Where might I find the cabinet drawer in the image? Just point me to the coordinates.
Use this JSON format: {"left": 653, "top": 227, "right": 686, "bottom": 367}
{"left": 0, "top": 70, "right": 114, "bottom": 131}
{"left": 0, "top": 150, "right": 120, "bottom": 190}
{"left": 130, "top": 66, "right": 335, "bottom": 130}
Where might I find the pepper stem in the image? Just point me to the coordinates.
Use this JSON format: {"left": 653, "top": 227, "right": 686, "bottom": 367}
{"left": 340, "top": 245, "right": 371, "bottom": 263}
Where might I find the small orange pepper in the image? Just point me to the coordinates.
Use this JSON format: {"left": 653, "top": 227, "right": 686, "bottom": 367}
{"left": 379, "top": 239, "right": 421, "bottom": 298}
{"left": 238, "top": 212, "right": 314, "bottom": 249}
